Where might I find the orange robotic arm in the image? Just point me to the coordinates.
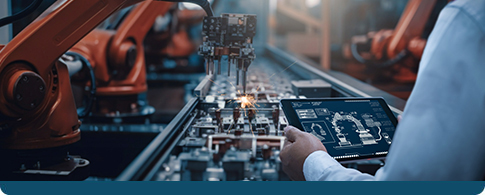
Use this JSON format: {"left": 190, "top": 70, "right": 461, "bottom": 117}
{"left": 351, "top": 0, "right": 439, "bottom": 64}
{"left": 68, "top": 1, "right": 176, "bottom": 117}
{"left": 0, "top": 0, "right": 150, "bottom": 150}
{"left": 160, "top": 8, "right": 206, "bottom": 57}
{"left": 70, "top": 1, "right": 175, "bottom": 94}
{"left": 143, "top": 8, "right": 206, "bottom": 64}
{"left": 381, "top": 0, "right": 437, "bottom": 59}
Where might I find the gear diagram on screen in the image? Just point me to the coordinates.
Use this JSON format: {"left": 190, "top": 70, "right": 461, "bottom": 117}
{"left": 303, "top": 110, "right": 389, "bottom": 149}
{"left": 302, "top": 121, "right": 335, "bottom": 144}
{"left": 310, "top": 123, "right": 325, "bottom": 140}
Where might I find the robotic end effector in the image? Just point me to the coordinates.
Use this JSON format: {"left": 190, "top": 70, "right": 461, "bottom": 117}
{"left": 198, "top": 13, "right": 257, "bottom": 94}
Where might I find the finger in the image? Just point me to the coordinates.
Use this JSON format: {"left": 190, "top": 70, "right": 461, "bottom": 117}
{"left": 280, "top": 140, "right": 292, "bottom": 162}
{"left": 283, "top": 138, "right": 293, "bottom": 148}
{"left": 284, "top": 126, "right": 303, "bottom": 142}
{"left": 281, "top": 139, "right": 294, "bottom": 156}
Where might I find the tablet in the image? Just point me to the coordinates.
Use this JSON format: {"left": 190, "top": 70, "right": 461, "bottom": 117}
{"left": 280, "top": 97, "right": 398, "bottom": 162}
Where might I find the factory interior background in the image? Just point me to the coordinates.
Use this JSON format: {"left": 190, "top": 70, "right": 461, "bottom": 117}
{"left": 0, "top": 0, "right": 449, "bottom": 181}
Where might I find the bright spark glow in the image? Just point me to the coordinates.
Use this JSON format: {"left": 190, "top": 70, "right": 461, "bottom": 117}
{"left": 238, "top": 95, "right": 256, "bottom": 109}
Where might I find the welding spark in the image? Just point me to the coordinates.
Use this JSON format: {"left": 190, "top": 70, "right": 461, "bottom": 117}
{"left": 239, "top": 96, "right": 252, "bottom": 109}
{"left": 237, "top": 94, "right": 260, "bottom": 114}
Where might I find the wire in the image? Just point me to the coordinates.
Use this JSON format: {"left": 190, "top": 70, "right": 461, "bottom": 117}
{"left": 0, "top": 0, "right": 44, "bottom": 28}
{"left": 65, "top": 52, "right": 96, "bottom": 119}
{"left": 161, "top": 0, "right": 214, "bottom": 17}
{"left": 350, "top": 43, "right": 408, "bottom": 67}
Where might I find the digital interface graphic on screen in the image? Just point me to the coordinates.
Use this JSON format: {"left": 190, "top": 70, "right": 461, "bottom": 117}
{"left": 282, "top": 98, "right": 397, "bottom": 161}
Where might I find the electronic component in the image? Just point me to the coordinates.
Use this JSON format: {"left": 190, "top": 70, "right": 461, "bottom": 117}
{"left": 199, "top": 13, "right": 257, "bottom": 93}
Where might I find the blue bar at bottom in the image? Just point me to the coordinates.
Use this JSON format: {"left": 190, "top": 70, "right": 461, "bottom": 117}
{"left": 0, "top": 181, "right": 484, "bottom": 195}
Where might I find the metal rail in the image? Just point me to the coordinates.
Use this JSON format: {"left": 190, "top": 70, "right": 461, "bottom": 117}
{"left": 116, "top": 98, "right": 199, "bottom": 181}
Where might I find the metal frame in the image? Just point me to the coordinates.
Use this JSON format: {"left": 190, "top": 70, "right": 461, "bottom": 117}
{"left": 194, "top": 75, "right": 214, "bottom": 98}
{"left": 275, "top": 0, "right": 331, "bottom": 69}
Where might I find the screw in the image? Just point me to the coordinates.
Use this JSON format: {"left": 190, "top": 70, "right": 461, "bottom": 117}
{"left": 30, "top": 102, "right": 35, "bottom": 108}
{"left": 16, "top": 94, "right": 22, "bottom": 101}
{"left": 22, "top": 76, "right": 29, "bottom": 82}
{"left": 39, "top": 85, "right": 44, "bottom": 92}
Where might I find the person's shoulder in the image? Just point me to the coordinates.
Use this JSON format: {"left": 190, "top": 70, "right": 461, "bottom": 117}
{"left": 447, "top": 0, "right": 485, "bottom": 32}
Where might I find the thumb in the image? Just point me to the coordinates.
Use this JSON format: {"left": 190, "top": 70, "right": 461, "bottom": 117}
{"left": 284, "top": 126, "right": 303, "bottom": 142}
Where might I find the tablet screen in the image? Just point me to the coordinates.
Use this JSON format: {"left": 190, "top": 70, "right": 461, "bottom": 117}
{"left": 282, "top": 98, "right": 397, "bottom": 161}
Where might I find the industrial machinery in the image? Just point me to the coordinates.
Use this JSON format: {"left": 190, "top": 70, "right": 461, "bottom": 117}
{"left": 0, "top": 0, "right": 410, "bottom": 181}
{"left": 0, "top": 0, "right": 217, "bottom": 180}
{"left": 198, "top": 13, "right": 257, "bottom": 93}
{"left": 349, "top": 0, "right": 448, "bottom": 83}
{"left": 67, "top": 1, "right": 176, "bottom": 122}
{"left": 68, "top": 0, "right": 251, "bottom": 122}
{"left": 0, "top": 0, "right": 142, "bottom": 180}
{"left": 144, "top": 6, "right": 207, "bottom": 73}
{"left": 117, "top": 44, "right": 406, "bottom": 181}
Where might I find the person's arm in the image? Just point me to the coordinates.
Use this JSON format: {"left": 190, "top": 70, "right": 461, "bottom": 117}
{"left": 280, "top": 126, "right": 376, "bottom": 181}
{"left": 372, "top": 1, "right": 485, "bottom": 180}
{"left": 282, "top": 1, "right": 485, "bottom": 181}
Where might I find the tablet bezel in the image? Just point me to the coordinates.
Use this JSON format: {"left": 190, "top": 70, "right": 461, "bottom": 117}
{"left": 280, "top": 97, "right": 398, "bottom": 163}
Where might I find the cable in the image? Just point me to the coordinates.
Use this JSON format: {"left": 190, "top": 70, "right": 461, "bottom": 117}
{"left": 350, "top": 43, "right": 408, "bottom": 67}
{"left": 65, "top": 52, "right": 96, "bottom": 119}
{"left": 161, "top": 0, "right": 214, "bottom": 17}
{"left": 0, "top": 0, "right": 43, "bottom": 28}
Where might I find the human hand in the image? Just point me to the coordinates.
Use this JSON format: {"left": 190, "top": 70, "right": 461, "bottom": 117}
{"left": 280, "top": 126, "right": 327, "bottom": 181}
